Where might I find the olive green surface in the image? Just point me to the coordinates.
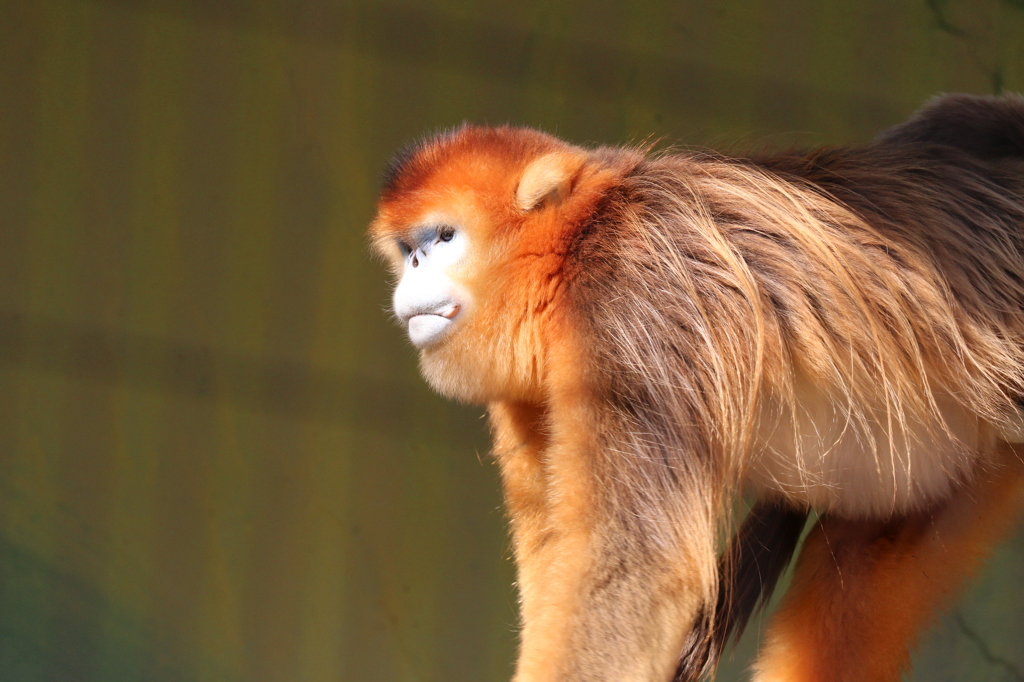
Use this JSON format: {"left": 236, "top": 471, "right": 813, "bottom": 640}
{"left": 1, "top": 1, "right": 1022, "bottom": 680}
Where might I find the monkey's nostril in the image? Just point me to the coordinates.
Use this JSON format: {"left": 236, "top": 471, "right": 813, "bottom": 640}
{"left": 412, "top": 253, "right": 419, "bottom": 267}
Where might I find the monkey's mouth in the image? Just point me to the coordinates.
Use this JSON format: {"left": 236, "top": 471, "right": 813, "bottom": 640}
{"left": 407, "top": 304, "right": 460, "bottom": 348}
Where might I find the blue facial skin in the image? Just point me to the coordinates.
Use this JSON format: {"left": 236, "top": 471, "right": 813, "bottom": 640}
{"left": 400, "top": 225, "right": 457, "bottom": 267}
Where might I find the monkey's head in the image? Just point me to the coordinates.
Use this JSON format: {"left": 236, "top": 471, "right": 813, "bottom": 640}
{"left": 370, "top": 125, "right": 637, "bottom": 404}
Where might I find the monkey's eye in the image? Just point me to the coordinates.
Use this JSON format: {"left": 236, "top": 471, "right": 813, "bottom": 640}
{"left": 437, "top": 226, "right": 455, "bottom": 243}
{"left": 397, "top": 240, "right": 412, "bottom": 257}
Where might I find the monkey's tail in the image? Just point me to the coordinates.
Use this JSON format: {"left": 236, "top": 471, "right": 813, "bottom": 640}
{"left": 674, "top": 500, "right": 808, "bottom": 682}
{"left": 875, "top": 93, "right": 1024, "bottom": 159}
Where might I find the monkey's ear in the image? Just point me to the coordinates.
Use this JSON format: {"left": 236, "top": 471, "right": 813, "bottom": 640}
{"left": 516, "top": 152, "right": 582, "bottom": 211}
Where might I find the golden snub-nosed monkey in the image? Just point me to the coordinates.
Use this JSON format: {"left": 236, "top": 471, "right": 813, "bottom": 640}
{"left": 370, "top": 94, "right": 1024, "bottom": 682}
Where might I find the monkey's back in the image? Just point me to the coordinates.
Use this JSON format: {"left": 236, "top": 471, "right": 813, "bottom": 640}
{"left": 567, "top": 104, "right": 1024, "bottom": 516}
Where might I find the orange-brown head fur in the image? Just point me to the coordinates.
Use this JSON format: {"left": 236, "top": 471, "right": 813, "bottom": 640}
{"left": 371, "top": 125, "right": 639, "bottom": 404}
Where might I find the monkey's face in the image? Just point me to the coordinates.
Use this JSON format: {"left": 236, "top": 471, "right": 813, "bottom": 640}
{"left": 389, "top": 219, "right": 470, "bottom": 350}
{"left": 372, "top": 188, "right": 518, "bottom": 403}
{"left": 370, "top": 126, "right": 618, "bottom": 404}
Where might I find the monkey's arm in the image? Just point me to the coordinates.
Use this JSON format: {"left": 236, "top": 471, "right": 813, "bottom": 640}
{"left": 491, "top": 401, "right": 718, "bottom": 682}
{"left": 752, "top": 444, "right": 1024, "bottom": 682}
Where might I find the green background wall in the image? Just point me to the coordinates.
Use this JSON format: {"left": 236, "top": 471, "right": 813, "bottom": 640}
{"left": 1, "top": 0, "right": 1022, "bottom": 680}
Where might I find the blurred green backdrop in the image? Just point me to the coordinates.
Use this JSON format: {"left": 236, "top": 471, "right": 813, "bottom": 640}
{"left": 1, "top": 0, "right": 1023, "bottom": 680}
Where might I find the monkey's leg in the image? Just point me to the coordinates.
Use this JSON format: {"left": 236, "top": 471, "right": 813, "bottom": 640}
{"left": 752, "top": 447, "right": 1024, "bottom": 682}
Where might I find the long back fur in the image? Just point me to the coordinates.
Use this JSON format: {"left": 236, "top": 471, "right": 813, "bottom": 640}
{"left": 564, "top": 94, "right": 1024, "bottom": 677}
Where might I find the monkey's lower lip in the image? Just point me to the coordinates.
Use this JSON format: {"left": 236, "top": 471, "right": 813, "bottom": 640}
{"left": 408, "top": 312, "right": 457, "bottom": 348}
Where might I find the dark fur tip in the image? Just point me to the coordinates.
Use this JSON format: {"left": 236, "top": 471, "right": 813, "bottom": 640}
{"left": 380, "top": 125, "right": 481, "bottom": 198}
{"left": 380, "top": 141, "right": 422, "bottom": 196}
{"left": 674, "top": 501, "right": 809, "bottom": 681}
{"left": 877, "top": 93, "right": 1024, "bottom": 159}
